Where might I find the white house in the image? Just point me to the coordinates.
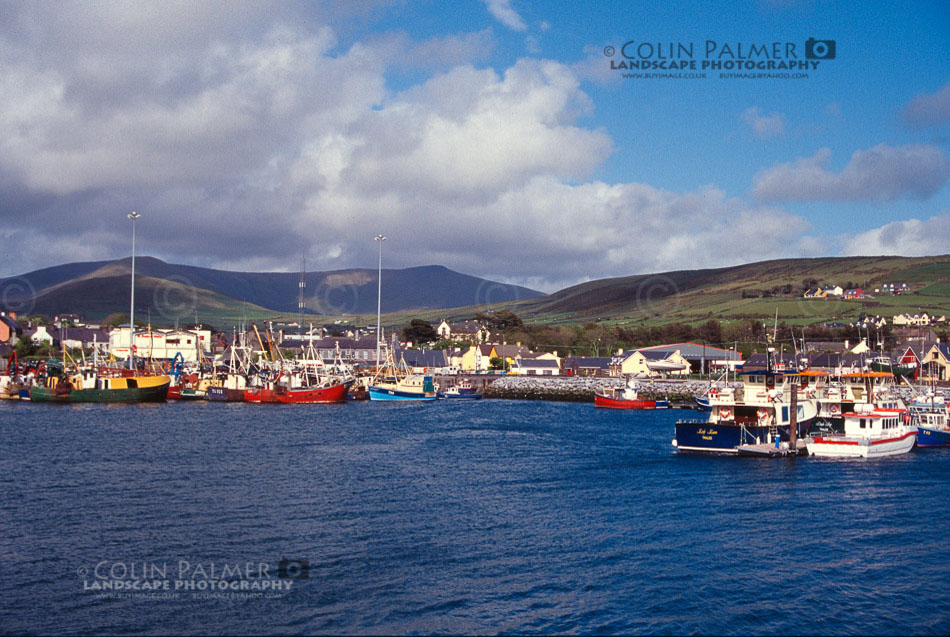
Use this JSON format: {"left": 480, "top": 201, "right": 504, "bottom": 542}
{"left": 29, "top": 325, "right": 55, "bottom": 345}
{"left": 893, "top": 313, "right": 931, "bottom": 327}
{"left": 510, "top": 357, "right": 560, "bottom": 376}
{"left": 109, "top": 326, "right": 212, "bottom": 362}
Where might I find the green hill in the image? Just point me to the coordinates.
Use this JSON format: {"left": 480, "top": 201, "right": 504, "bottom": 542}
{"left": 511, "top": 255, "right": 950, "bottom": 325}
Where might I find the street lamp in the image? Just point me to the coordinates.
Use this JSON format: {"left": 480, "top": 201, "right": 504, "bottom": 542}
{"left": 128, "top": 211, "right": 141, "bottom": 370}
{"left": 374, "top": 234, "right": 386, "bottom": 367}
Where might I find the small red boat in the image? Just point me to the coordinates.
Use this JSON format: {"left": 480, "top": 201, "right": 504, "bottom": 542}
{"left": 594, "top": 381, "right": 656, "bottom": 409}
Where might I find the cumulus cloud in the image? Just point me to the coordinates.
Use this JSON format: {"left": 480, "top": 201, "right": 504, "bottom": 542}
{"left": 752, "top": 144, "right": 950, "bottom": 203}
{"left": 902, "top": 83, "right": 950, "bottom": 129}
{"left": 481, "top": 0, "right": 527, "bottom": 32}
{"left": 740, "top": 107, "right": 785, "bottom": 139}
{"left": 0, "top": 3, "right": 831, "bottom": 290}
{"left": 841, "top": 212, "right": 950, "bottom": 257}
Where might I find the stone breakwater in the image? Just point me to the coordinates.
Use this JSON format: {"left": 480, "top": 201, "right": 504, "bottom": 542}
{"left": 483, "top": 377, "right": 732, "bottom": 403}
{"left": 482, "top": 376, "right": 938, "bottom": 403}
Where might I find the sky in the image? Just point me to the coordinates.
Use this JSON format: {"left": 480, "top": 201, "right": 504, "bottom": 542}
{"left": 0, "top": 0, "right": 948, "bottom": 292}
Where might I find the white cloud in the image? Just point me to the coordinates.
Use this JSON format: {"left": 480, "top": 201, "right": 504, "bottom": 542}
{"left": 902, "top": 82, "right": 950, "bottom": 129}
{"left": 0, "top": 3, "right": 841, "bottom": 291}
{"left": 752, "top": 144, "right": 950, "bottom": 203}
{"left": 841, "top": 212, "right": 950, "bottom": 257}
{"left": 740, "top": 106, "right": 785, "bottom": 139}
{"left": 481, "top": 0, "right": 527, "bottom": 32}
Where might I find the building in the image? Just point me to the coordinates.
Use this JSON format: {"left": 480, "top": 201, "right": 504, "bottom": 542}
{"left": 610, "top": 349, "right": 691, "bottom": 377}
{"left": 27, "top": 325, "right": 56, "bottom": 346}
{"left": 60, "top": 327, "right": 111, "bottom": 351}
{"left": 922, "top": 343, "right": 950, "bottom": 382}
{"left": 563, "top": 356, "right": 612, "bottom": 377}
{"left": 892, "top": 313, "right": 931, "bottom": 327}
{"left": 109, "top": 326, "right": 212, "bottom": 362}
{"left": 843, "top": 288, "right": 864, "bottom": 299}
{"left": 396, "top": 348, "right": 450, "bottom": 373}
{"left": 510, "top": 357, "right": 560, "bottom": 376}
{"left": 435, "top": 320, "right": 489, "bottom": 344}
{"left": 0, "top": 314, "right": 22, "bottom": 345}
{"left": 311, "top": 337, "right": 379, "bottom": 366}
{"left": 639, "top": 342, "right": 743, "bottom": 373}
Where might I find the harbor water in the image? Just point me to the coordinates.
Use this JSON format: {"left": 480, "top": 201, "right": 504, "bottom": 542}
{"left": 1, "top": 400, "right": 948, "bottom": 635}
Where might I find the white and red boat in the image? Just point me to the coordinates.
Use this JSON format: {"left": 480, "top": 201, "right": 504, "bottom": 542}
{"left": 594, "top": 380, "right": 655, "bottom": 409}
{"left": 808, "top": 408, "right": 916, "bottom": 458}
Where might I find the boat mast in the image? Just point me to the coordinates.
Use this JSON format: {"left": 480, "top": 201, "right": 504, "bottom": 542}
{"left": 374, "top": 234, "right": 386, "bottom": 370}
{"left": 127, "top": 211, "right": 140, "bottom": 370}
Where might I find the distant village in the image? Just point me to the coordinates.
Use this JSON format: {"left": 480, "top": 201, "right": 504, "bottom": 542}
{"left": 2, "top": 311, "right": 949, "bottom": 384}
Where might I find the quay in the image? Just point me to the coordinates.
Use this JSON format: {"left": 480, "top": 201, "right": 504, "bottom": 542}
{"left": 736, "top": 441, "right": 808, "bottom": 458}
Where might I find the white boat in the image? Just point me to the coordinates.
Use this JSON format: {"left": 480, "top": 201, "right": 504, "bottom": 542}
{"left": 807, "top": 408, "right": 916, "bottom": 458}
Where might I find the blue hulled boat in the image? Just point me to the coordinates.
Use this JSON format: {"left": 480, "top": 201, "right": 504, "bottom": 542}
{"left": 368, "top": 350, "right": 437, "bottom": 401}
{"left": 674, "top": 362, "right": 820, "bottom": 454}
{"left": 910, "top": 393, "right": 950, "bottom": 447}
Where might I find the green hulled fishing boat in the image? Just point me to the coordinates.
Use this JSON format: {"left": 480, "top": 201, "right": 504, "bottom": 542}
{"left": 29, "top": 360, "right": 170, "bottom": 403}
{"left": 869, "top": 355, "right": 917, "bottom": 378}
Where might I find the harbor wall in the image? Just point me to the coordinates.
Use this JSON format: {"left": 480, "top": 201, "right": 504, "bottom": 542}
{"left": 441, "top": 375, "right": 930, "bottom": 404}
{"left": 480, "top": 376, "right": 734, "bottom": 403}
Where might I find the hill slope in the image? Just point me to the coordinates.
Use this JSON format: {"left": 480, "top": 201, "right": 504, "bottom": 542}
{"left": 0, "top": 257, "right": 543, "bottom": 321}
{"left": 514, "top": 255, "right": 950, "bottom": 324}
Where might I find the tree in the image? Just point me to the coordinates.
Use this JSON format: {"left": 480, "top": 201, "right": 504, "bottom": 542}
{"left": 401, "top": 319, "right": 438, "bottom": 344}
{"left": 489, "top": 356, "right": 507, "bottom": 371}
{"left": 103, "top": 313, "right": 145, "bottom": 328}
{"left": 475, "top": 310, "right": 523, "bottom": 332}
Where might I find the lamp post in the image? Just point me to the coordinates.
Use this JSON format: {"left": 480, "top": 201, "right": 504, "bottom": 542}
{"left": 374, "top": 234, "right": 386, "bottom": 368}
{"left": 127, "top": 211, "right": 141, "bottom": 370}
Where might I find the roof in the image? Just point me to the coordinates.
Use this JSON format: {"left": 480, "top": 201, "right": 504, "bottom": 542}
{"left": 492, "top": 344, "right": 533, "bottom": 358}
{"left": 513, "top": 358, "right": 559, "bottom": 368}
{"left": 314, "top": 337, "right": 377, "bottom": 349}
{"left": 640, "top": 342, "right": 743, "bottom": 361}
{"left": 398, "top": 349, "right": 448, "bottom": 368}
{"left": 564, "top": 356, "right": 612, "bottom": 368}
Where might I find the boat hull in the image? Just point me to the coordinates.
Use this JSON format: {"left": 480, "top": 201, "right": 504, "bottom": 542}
{"left": 245, "top": 382, "right": 349, "bottom": 404}
{"left": 277, "top": 383, "right": 349, "bottom": 404}
{"left": 808, "top": 429, "right": 917, "bottom": 458}
{"left": 674, "top": 419, "right": 812, "bottom": 454}
{"left": 368, "top": 386, "right": 437, "bottom": 401}
{"left": 29, "top": 377, "right": 170, "bottom": 403}
{"left": 594, "top": 393, "right": 655, "bottom": 409}
{"left": 206, "top": 387, "right": 246, "bottom": 402}
{"left": 870, "top": 362, "right": 917, "bottom": 378}
{"left": 916, "top": 426, "right": 950, "bottom": 447}
{"left": 437, "top": 391, "right": 483, "bottom": 400}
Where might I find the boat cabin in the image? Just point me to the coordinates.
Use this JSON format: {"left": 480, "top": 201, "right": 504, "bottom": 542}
{"left": 841, "top": 409, "right": 906, "bottom": 439}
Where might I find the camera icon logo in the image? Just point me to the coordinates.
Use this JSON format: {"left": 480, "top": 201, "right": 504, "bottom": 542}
{"left": 805, "top": 38, "right": 836, "bottom": 59}
{"left": 277, "top": 558, "right": 309, "bottom": 579}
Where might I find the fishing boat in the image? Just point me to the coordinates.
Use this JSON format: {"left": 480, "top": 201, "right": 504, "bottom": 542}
{"left": 437, "top": 380, "right": 482, "bottom": 400}
{"left": 29, "top": 360, "right": 170, "bottom": 403}
{"left": 909, "top": 393, "right": 950, "bottom": 447}
{"left": 807, "top": 408, "right": 916, "bottom": 458}
{"left": 594, "top": 379, "right": 656, "bottom": 409}
{"left": 673, "top": 345, "right": 820, "bottom": 454}
{"left": 869, "top": 354, "right": 917, "bottom": 378}
{"left": 813, "top": 371, "right": 904, "bottom": 435}
{"left": 368, "top": 349, "right": 437, "bottom": 401}
{"left": 1, "top": 352, "right": 31, "bottom": 400}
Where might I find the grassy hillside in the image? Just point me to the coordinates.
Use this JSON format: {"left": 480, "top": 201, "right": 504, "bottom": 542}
{"left": 510, "top": 255, "right": 950, "bottom": 325}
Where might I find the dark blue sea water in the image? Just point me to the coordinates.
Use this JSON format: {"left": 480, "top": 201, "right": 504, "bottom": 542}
{"left": 1, "top": 399, "right": 948, "bottom": 635}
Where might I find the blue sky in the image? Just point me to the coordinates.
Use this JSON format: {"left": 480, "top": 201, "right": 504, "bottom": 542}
{"left": 0, "top": 0, "right": 947, "bottom": 292}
